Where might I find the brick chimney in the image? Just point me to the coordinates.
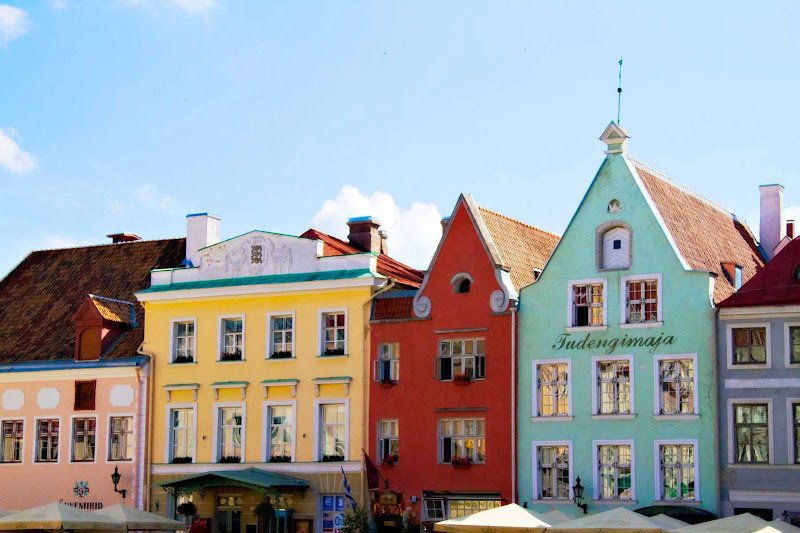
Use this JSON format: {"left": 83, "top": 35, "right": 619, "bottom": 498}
{"left": 186, "top": 213, "right": 221, "bottom": 268}
{"left": 379, "top": 230, "right": 389, "bottom": 255}
{"left": 441, "top": 217, "right": 450, "bottom": 235}
{"left": 788, "top": 220, "right": 795, "bottom": 240}
{"left": 107, "top": 233, "right": 141, "bottom": 243}
{"left": 347, "top": 216, "right": 381, "bottom": 254}
{"left": 759, "top": 184, "right": 784, "bottom": 260}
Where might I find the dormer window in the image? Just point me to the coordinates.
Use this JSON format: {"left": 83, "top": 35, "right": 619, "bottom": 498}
{"left": 77, "top": 328, "right": 101, "bottom": 361}
{"left": 72, "top": 295, "right": 135, "bottom": 362}
{"left": 451, "top": 273, "right": 473, "bottom": 294}
{"left": 597, "top": 222, "right": 632, "bottom": 271}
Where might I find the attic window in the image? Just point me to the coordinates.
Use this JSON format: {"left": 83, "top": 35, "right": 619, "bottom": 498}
{"left": 77, "top": 328, "right": 101, "bottom": 361}
{"left": 598, "top": 224, "right": 631, "bottom": 270}
{"left": 451, "top": 273, "right": 474, "bottom": 294}
{"left": 735, "top": 266, "right": 743, "bottom": 290}
{"left": 608, "top": 199, "right": 622, "bottom": 213}
{"left": 74, "top": 381, "right": 96, "bottom": 411}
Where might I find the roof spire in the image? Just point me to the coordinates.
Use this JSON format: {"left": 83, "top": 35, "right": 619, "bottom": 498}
{"left": 617, "top": 57, "right": 623, "bottom": 124}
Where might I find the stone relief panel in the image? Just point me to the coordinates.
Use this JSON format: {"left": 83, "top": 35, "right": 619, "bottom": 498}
{"left": 37, "top": 388, "right": 60, "bottom": 409}
{"left": 201, "top": 234, "right": 294, "bottom": 279}
{"left": 109, "top": 384, "right": 135, "bottom": 407}
{"left": 1, "top": 389, "right": 24, "bottom": 411}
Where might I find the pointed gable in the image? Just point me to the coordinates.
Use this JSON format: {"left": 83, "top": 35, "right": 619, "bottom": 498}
{"left": 718, "top": 235, "right": 800, "bottom": 307}
{"left": 629, "top": 158, "right": 765, "bottom": 302}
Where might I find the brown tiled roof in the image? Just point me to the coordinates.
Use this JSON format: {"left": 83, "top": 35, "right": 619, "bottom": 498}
{"left": 372, "top": 296, "right": 415, "bottom": 320}
{"left": 0, "top": 238, "right": 186, "bottom": 363}
{"left": 719, "top": 236, "right": 800, "bottom": 307}
{"left": 477, "top": 207, "right": 560, "bottom": 290}
{"left": 300, "top": 229, "right": 423, "bottom": 288}
{"left": 89, "top": 296, "right": 136, "bottom": 325}
{"left": 630, "top": 158, "right": 765, "bottom": 302}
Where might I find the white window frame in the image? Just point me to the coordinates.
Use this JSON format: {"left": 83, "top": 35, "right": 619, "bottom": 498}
{"left": 653, "top": 353, "right": 699, "bottom": 418}
{"left": 163, "top": 404, "right": 197, "bottom": 464}
{"left": 32, "top": 415, "right": 61, "bottom": 465}
{"left": 374, "top": 342, "right": 400, "bottom": 382}
{"left": 105, "top": 413, "right": 135, "bottom": 463}
{"left": 727, "top": 398, "right": 773, "bottom": 464}
{"left": 438, "top": 417, "right": 486, "bottom": 464}
{"left": 261, "top": 400, "right": 297, "bottom": 463}
{"left": 592, "top": 439, "right": 636, "bottom": 501}
{"left": 591, "top": 355, "right": 635, "bottom": 418}
{"left": 619, "top": 273, "right": 663, "bottom": 328}
{"left": 787, "top": 398, "right": 800, "bottom": 464}
{"left": 266, "top": 311, "right": 295, "bottom": 359}
{"left": 69, "top": 414, "right": 99, "bottom": 464}
{"left": 437, "top": 338, "right": 486, "bottom": 381}
{"left": 169, "top": 317, "right": 197, "bottom": 363}
{"left": 0, "top": 416, "right": 26, "bottom": 465}
{"left": 217, "top": 314, "right": 246, "bottom": 362}
{"left": 212, "top": 402, "right": 246, "bottom": 463}
{"left": 566, "top": 278, "right": 608, "bottom": 330}
{"left": 531, "top": 440, "right": 573, "bottom": 501}
{"left": 726, "top": 323, "right": 771, "bottom": 370}
{"left": 531, "top": 358, "right": 572, "bottom": 421}
{"left": 377, "top": 419, "right": 399, "bottom": 463}
{"left": 422, "top": 498, "right": 446, "bottom": 522}
{"left": 313, "top": 398, "right": 349, "bottom": 461}
{"left": 653, "top": 439, "right": 700, "bottom": 502}
{"left": 318, "top": 308, "right": 348, "bottom": 356}
{"left": 785, "top": 322, "right": 800, "bottom": 369}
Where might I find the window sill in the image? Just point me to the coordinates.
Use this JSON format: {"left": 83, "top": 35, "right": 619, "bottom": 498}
{"left": 0, "top": 461, "right": 22, "bottom": 465}
{"left": 590, "top": 499, "right": 637, "bottom": 506}
{"left": 566, "top": 325, "right": 608, "bottom": 332}
{"left": 653, "top": 414, "right": 700, "bottom": 420}
{"left": 530, "top": 416, "right": 573, "bottom": 422}
{"left": 216, "top": 360, "right": 246, "bottom": 364}
{"left": 620, "top": 321, "right": 663, "bottom": 329}
{"left": 109, "top": 458, "right": 134, "bottom": 462}
{"left": 530, "top": 499, "right": 573, "bottom": 505}
{"left": 317, "top": 354, "right": 349, "bottom": 359}
{"left": 591, "top": 414, "right": 636, "bottom": 420}
{"left": 653, "top": 500, "right": 702, "bottom": 507}
{"left": 265, "top": 357, "right": 296, "bottom": 362}
{"left": 726, "top": 463, "right": 796, "bottom": 469}
{"left": 169, "top": 361, "right": 198, "bottom": 366}
{"left": 727, "top": 364, "right": 770, "bottom": 370}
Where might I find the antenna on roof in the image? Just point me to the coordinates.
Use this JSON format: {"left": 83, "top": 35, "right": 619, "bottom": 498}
{"left": 617, "top": 57, "right": 623, "bottom": 124}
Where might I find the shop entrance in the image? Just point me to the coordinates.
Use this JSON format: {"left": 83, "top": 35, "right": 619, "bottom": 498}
{"left": 216, "top": 496, "right": 243, "bottom": 533}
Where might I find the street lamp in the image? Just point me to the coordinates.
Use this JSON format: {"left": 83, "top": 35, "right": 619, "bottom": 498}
{"left": 111, "top": 465, "right": 127, "bottom": 498}
{"left": 572, "top": 476, "right": 587, "bottom": 514}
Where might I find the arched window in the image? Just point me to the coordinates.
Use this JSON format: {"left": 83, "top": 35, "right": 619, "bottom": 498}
{"left": 596, "top": 222, "right": 632, "bottom": 270}
{"left": 451, "top": 273, "right": 474, "bottom": 294}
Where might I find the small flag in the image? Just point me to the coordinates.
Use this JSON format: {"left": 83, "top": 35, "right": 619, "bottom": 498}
{"left": 341, "top": 467, "right": 358, "bottom": 509}
{"left": 363, "top": 451, "right": 381, "bottom": 490}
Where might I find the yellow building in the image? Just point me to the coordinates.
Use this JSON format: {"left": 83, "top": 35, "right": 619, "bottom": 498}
{"left": 137, "top": 214, "right": 421, "bottom": 533}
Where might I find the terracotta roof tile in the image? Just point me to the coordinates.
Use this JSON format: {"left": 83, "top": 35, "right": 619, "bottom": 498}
{"left": 477, "top": 207, "right": 560, "bottom": 290}
{"left": 300, "top": 229, "right": 423, "bottom": 288}
{"left": 89, "top": 296, "right": 136, "bottom": 325}
{"left": 372, "top": 297, "right": 415, "bottom": 320}
{"left": 718, "top": 236, "right": 800, "bottom": 307}
{"left": 0, "top": 238, "right": 186, "bottom": 363}
{"left": 630, "top": 158, "right": 765, "bottom": 303}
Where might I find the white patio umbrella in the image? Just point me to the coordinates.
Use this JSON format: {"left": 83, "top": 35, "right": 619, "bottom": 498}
{"left": 0, "top": 502, "right": 126, "bottom": 532}
{"left": 669, "top": 514, "right": 800, "bottom": 533}
{"left": 647, "top": 515, "right": 688, "bottom": 530}
{"left": 534, "top": 510, "right": 574, "bottom": 526}
{"left": 0, "top": 513, "right": 12, "bottom": 520}
{"left": 434, "top": 503, "right": 550, "bottom": 533}
{"left": 760, "top": 520, "right": 800, "bottom": 533}
{"left": 93, "top": 505, "right": 186, "bottom": 531}
{"left": 547, "top": 507, "right": 663, "bottom": 533}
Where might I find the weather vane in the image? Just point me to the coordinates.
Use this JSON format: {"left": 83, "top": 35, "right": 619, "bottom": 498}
{"left": 617, "top": 57, "right": 623, "bottom": 124}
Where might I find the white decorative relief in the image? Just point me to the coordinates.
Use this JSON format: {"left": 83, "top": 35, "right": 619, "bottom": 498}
{"left": 37, "top": 388, "right": 60, "bottom": 409}
{"left": 1, "top": 389, "right": 24, "bottom": 411}
{"left": 200, "top": 233, "right": 301, "bottom": 280}
{"left": 489, "top": 289, "right": 509, "bottom": 312}
{"left": 413, "top": 295, "right": 432, "bottom": 318}
{"left": 110, "top": 384, "right": 135, "bottom": 407}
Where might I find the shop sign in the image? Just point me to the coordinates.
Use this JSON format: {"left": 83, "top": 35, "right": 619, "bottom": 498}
{"left": 373, "top": 492, "right": 403, "bottom": 516}
{"left": 552, "top": 332, "right": 676, "bottom": 354}
{"left": 59, "top": 481, "right": 104, "bottom": 510}
{"left": 321, "top": 496, "right": 346, "bottom": 533}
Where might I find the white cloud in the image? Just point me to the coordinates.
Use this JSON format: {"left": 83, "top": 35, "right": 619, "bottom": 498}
{"left": 311, "top": 185, "right": 442, "bottom": 270}
{"left": 124, "top": 0, "right": 217, "bottom": 16}
{"left": 0, "top": 5, "right": 29, "bottom": 45}
{"left": 137, "top": 183, "right": 171, "bottom": 211}
{"left": 0, "top": 128, "right": 37, "bottom": 174}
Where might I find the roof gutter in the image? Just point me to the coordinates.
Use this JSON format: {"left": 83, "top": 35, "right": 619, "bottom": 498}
{"left": 0, "top": 356, "right": 148, "bottom": 373}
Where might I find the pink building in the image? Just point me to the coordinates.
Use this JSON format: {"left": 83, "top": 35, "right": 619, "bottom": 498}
{"left": 0, "top": 235, "right": 185, "bottom": 510}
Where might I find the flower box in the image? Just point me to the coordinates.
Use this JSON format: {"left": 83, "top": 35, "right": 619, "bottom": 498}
{"left": 270, "top": 351, "right": 293, "bottom": 359}
{"left": 453, "top": 373, "right": 471, "bottom": 386}
{"left": 173, "top": 356, "right": 194, "bottom": 364}
{"left": 171, "top": 456, "right": 193, "bottom": 464}
{"left": 451, "top": 457, "right": 472, "bottom": 469}
{"left": 380, "top": 379, "right": 395, "bottom": 388}
{"left": 380, "top": 456, "right": 397, "bottom": 469}
{"left": 220, "top": 351, "right": 243, "bottom": 361}
{"left": 219, "top": 455, "right": 241, "bottom": 463}
{"left": 269, "top": 455, "right": 292, "bottom": 463}
{"left": 322, "top": 454, "right": 345, "bottom": 462}
{"left": 323, "top": 348, "right": 346, "bottom": 356}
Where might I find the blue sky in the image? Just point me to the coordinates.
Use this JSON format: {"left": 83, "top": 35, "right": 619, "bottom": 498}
{"left": 1, "top": 0, "right": 798, "bottom": 276}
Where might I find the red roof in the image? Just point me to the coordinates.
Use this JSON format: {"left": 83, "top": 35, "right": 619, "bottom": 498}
{"left": 372, "top": 296, "right": 415, "bottom": 320}
{"left": 718, "top": 236, "right": 800, "bottom": 307}
{"left": 300, "top": 229, "right": 423, "bottom": 288}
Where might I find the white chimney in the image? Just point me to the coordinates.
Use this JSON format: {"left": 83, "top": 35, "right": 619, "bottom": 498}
{"left": 186, "top": 213, "right": 220, "bottom": 268}
{"left": 759, "top": 184, "right": 784, "bottom": 260}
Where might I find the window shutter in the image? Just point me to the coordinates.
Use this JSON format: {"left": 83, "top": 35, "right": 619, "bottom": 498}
{"left": 442, "top": 438, "right": 452, "bottom": 462}
{"left": 74, "top": 381, "right": 96, "bottom": 410}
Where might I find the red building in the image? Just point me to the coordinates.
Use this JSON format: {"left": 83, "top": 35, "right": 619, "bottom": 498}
{"left": 368, "top": 194, "right": 559, "bottom": 530}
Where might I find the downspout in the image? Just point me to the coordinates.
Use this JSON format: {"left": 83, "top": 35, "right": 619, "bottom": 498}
{"left": 137, "top": 341, "right": 156, "bottom": 512}
{"left": 710, "top": 305, "right": 721, "bottom": 517}
{"left": 510, "top": 304, "right": 517, "bottom": 504}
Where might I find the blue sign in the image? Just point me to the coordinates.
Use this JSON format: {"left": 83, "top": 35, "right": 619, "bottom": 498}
{"left": 323, "top": 496, "right": 334, "bottom": 511}
{"left": 335, "top": 497, "right": 345, "bottom": 511}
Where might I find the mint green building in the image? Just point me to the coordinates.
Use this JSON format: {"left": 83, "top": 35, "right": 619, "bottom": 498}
{"left": 517, "top": 123, "right": 764, "bottom": 518}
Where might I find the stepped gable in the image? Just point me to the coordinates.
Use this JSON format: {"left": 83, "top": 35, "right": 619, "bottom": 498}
{"left": 630, "top": 157, "right": 765, "bottom": 302}
{"left": 300, "top": 229, "right": 423, "bottom": 289}
{"left": 718, "top": 234, "right": 800, "bottom": 307}
{"left": 477, "top": 206, "right": 560, "bottom": 291}
{"left": 0, "top": 238, "right": 186, "bottom": 363}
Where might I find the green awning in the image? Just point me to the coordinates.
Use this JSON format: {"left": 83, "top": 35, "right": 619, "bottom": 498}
{"left": 158, "top": 468, "right": 309, "bottom": 495}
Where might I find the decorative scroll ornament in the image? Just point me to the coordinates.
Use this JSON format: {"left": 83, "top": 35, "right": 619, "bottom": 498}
{"left": 489, "top": 289, "right": 509, "bottom": 312}
{"left": 413, "top": 295, "right": 431, "bottom": 318}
